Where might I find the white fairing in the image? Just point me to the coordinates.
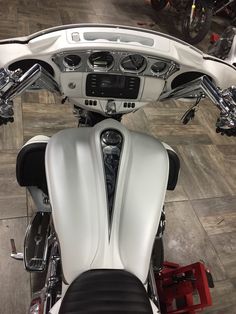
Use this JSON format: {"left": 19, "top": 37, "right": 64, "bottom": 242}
{"left": 46, "top": 119, "right": 169, "bottom": 284}
{"left": 0, "top": 25, "right": 236, "bottom": 118}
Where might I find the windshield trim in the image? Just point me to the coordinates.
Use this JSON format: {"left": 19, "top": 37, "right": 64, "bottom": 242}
{"left": 0, "top": 23, "right": 202, "bottom": 54}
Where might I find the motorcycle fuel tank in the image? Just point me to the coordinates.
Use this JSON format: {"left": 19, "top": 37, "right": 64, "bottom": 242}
{"left": 45, "top": 119, "right": 169, "bottom": 284}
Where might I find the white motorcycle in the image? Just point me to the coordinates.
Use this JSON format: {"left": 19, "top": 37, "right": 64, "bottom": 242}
{"left": 1, "top": 24, "right": 235, "bottom": 314}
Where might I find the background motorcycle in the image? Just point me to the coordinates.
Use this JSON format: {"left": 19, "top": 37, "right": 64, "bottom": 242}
{"left": 208, "top": 18, "right": 236, "bottom": 65}
{"left": 1, "top": 24, "right": 236, "bottom": 313}
{"left": 151, "top": 0, "right": 236, "bottom": 44}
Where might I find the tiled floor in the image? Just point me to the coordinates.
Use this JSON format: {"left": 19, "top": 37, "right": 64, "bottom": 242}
{"left": 0, "top": 1, "right": 236, "bottom": 313}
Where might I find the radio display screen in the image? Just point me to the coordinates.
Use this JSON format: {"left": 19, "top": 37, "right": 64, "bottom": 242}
{"left": 86, "top": 73, "right": 140, "bottom": 99}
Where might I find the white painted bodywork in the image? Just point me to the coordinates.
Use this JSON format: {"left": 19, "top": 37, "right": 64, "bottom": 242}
{"left": 6, "top": 24, "right": 233, "bottom": 313}
{"left": 45, "top": 119, "right": 169, "bottom": 284}
{"left": 0, "top": 24, "right": 235, "bottom": 116}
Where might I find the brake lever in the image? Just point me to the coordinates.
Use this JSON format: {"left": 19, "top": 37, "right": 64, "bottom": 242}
{"left": 181, "top": 96, "right": 202, "bottom": 125}
{"left": 181, "top": 106, "right": 196, "bottom": 124}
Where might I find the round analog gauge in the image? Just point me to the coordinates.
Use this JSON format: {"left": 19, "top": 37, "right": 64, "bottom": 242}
{"left": 63, "top": 54, "right": 81, "bottom": 69}
{"left": 121, "top": 54, "right": 146, "bottom": 73}
{"left": 151, "top": 61, "right": 167, "bottom": 74}
{"left": 88, "top": 51, "right": 114, "bottom": 70}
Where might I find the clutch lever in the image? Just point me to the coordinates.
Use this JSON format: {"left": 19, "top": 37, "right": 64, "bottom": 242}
{"left": 0, "top": 64, "right": 60, "bottom": 124}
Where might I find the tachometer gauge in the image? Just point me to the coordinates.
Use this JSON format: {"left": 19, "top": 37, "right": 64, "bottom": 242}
{"left": 63, "top": 54, "right": 81, "bottom": 69}
{"left": 88, "top": 51, "right": 114, "bottom": 70}
{"left": 120, "top": 54, "right": 146, "bottom": 73}
{"left": 151, "top": 61, "right": 167, "bottom": 75}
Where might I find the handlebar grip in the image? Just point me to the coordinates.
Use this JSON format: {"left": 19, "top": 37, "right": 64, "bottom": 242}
{"left": 216, "top": 126, "right": 236, "bottom": 136}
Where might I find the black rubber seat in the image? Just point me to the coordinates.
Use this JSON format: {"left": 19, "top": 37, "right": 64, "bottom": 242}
{"left": 59, "top": 269, "right": 153, "bottom": 314}
{"left": 16, "top": 139, "right": 48, "bottom": 195}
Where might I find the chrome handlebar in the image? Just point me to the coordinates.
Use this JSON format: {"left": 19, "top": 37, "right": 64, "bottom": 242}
{"left": 0, "top": 64, "right": 235, "bottom": 134}
{"left": 0, "top": 64, "right": 60, "bottom": 124}
{"left": 160, "top": 75, "right": 236, "bottom": 132}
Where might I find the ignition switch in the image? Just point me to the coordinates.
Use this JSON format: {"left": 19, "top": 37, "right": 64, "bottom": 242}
{"left": 106, "top": 99, "right": 116, "bottom": 115}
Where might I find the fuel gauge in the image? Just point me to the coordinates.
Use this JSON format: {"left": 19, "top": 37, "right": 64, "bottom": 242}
{"left": 151, "top": 61, "right": 167, "bottom": 75}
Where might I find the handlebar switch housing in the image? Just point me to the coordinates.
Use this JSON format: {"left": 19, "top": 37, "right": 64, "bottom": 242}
{"left": 0, "top": 68, "right": 11, "bottom": 89}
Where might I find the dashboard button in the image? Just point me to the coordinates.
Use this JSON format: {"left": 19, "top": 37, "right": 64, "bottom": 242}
{"left": 71, "top": 32, "right": 80, "bottom": 42}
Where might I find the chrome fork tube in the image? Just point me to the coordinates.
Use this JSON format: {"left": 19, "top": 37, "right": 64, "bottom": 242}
{"left": 215, "top": 0, "right": 235, "bottom": 15}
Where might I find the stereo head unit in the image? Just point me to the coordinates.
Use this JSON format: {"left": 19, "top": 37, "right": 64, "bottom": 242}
{"left": 86, "top": 73, "right": 140, "bottom": 99}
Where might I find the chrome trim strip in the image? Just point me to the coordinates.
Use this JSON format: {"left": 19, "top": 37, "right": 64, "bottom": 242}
{"left": 53, "top": 49, "right": 179, "bottom": 79}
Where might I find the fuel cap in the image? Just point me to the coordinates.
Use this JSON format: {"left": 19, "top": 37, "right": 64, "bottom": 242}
{"left": 101, "top": 130, "right": 122, "bottom": 146}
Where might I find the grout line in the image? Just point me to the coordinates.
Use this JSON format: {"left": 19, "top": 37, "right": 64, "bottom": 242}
{"left": 0, "top": 215, "right": 28, "bottom": 221}
{"left": 165, "top": 193, "right": 236, "bottom": 205}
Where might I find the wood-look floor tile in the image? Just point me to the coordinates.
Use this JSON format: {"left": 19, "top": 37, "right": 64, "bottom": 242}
{"left": 203, "top": 280, "right": 236, "bottom": 313}
{"left": 146, "top": 100, "right": 213, "bottom": 145}
{"left": 59, "top": 9, "right": 99, "bottom": 25}
{"left": 0, "top": 218, "right": 30, "bottom": 314}
{"left": 144, "top": 106, "right": 202, "bottom": 126}
{"left": 0, "top": 98, "right": 23, "bottom": 150}
{"left": 0, "top": 153, "right": 25, "bottom": 202}
{"left": 192, "top": 197, "right": 236, "bottom": 236}
{"left": 176, "top": 145, "right": 235, "bottom": 200}
{"left": 165, "top": 184, "right": 189, "bottom": 203}
{"left": 17, "top": 18, "right": 30, "bottom": 37}
{"left": 209, "top": 232, "right": 236, "bottom": 278}
{"left": 0, "top": 177, "right": 25, "bottom": 198}
{"left": 198, "top": 213, "right": 236, "bottom": 236}
{"left": 192, "top": 196, "right": 236, "bottom": 217}
{"left": 122, "top": 108, "right": 150, "bottom": 134}
{"left": 0, "top": 196, "right": 27, "bottom": 220}
{"left": 149, "top": 124, "right": 213, "bottom": 145}
{"left": 38, "top": 91, "right": 57, "bottom": 104}
{"left": 22, "top": 91, "right": 40, "bottom": 103}
{"left": 164, "top": 201, "right": 226, "bottom": 281}
{"left": 22, "top": 101, "right": 77, "bottom": 141}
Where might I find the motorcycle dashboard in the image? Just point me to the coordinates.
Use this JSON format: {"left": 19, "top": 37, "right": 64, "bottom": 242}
{"left": 7, "top": 49, "right": 179, "bottom": 115}
{"left": 0, "top": 24, "right": 235, "bottom": 119}
{"left": 49, "top": 49, "right": 179, "bottom": 114}
{"left": 4, "top": 25, "right": 224, "bottom": 116}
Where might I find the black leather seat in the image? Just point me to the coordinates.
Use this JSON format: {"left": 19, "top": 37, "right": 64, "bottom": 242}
{"left": 59, "top": 269, "right": 153, "bottom": 314}
{"left": 16, "top": 138, "right": 48, "bottom": 195}
{"left": 167, "top": 149, "right": 180, "bottom": 191}
{"left": 16, "top": 137, "right": 179, "bottom": 195}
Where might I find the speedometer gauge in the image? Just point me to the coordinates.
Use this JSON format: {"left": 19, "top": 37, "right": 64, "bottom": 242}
{"left": 120, "top": 54, "right": 146, "bottom": 73}
{"left": 63, "top": 54, "right": 81, "bottom": 69}
{"left": 88, "top": 51, "right": 114, "bottom": 70}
